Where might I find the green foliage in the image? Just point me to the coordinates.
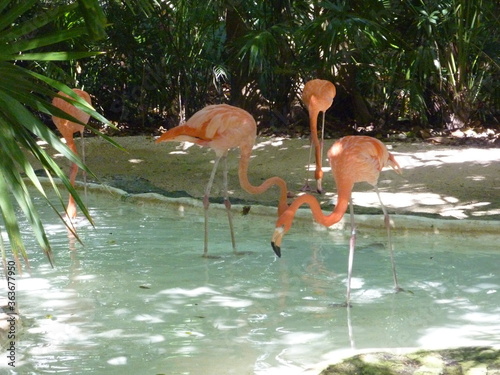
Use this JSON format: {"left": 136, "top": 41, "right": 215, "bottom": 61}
{"left": 0, "top": 0, "right": 110, "bottom": 268}
{"left": 234, "top": 2, "right": 297, "bottom": 119}
{"left": 57, "top": 0, "right": 499, "bottom": 132}
{"left": 385, "top": 0, "right": 499, "bottom": 128}
{"left": 77, "top": 0, "right": 228, "bottom": 129}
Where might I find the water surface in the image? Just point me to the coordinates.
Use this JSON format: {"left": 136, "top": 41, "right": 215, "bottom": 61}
{"left": 1, "top": 192, "right": 499, "bottom": 374}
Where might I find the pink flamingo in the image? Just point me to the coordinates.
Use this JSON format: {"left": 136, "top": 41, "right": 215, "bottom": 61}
{"left": 52, "top": 89, "right": 91, "bottom": 219}
{"left": 156, "top": 104, "right": 289, "bottom": 257}
{"left": 302, "top": 79, "right": 336, "bottom": 193}
{"left": 271, "top": 136, "right": 403, "bottom": 306}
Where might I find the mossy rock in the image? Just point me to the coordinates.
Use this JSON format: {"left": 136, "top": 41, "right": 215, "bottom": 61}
{"left": 0, "top": 298, "right": 21, "bottom": 350}
{"left": 320, "top": 347, "right": 500, "bottom": 375}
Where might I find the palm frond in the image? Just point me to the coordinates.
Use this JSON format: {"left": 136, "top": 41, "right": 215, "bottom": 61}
{"left": 0, "top": 0, "right": 111, "bottom": 268}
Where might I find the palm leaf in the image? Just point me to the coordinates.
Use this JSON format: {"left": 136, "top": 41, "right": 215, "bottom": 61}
{"left": 0, "top": 0, "right": 111, "bottom": 268}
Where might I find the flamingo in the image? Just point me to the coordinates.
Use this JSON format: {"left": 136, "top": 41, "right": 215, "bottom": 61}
{"left": 51, "top": 88, "right": 92, "bottom": 219}
{"left": 301, "top": 79, "right": 336, "bottom": 194}
{"left": 271, "top": 136, "right": 403, "bottom": 307}
{"left": 156, "top": 104, "right": 289, "bottom": 257}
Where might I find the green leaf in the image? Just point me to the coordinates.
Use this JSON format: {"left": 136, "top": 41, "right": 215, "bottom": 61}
{"left": 0, "top": 51, "right": 104, "bottom": 62}
{"left": 8, "top": 27, "right": 89, "bottom": 53}
{"left": 78, "top": 0, "right": 107, "bottom": 40}
{"left": 0, "top": 0, "right": 37, "bottom": 32}
{"left": 0, "top": 3, "right": 78, "bottom": 42}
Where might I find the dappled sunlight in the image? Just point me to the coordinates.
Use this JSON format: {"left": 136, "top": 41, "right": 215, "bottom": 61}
{"left": 419, "top": 324, "right": 500, "bottom": 348}
{"left": 352, "top": 191, "right": 454, "bottom": 208}
{"left": 209, "top": 295, "right": 253, "bottom": 308}
{"left": 325, "top": 189, "right": 494, "bottom": 219}
{"left": 251, "top": 140, "right": 499, "bottom": 221}
{"left": 466, "top": 175, "right": 487, "bottom": 181}
{"left": 159, "top": 286, "right": 221, "bottom": 298}
{"left": 473, "top": 208, "right": 500, "bottom": 217}
{"left": 107, "top": 356, "right": 128, "bottom": 366}
{"left": 4, "top": 189, "right": 499, "bottom": 374}
{"left": 253, "top": 138, "right": 286, "bottom": 150}
{"left": 133, "top": 313, "right": 165, "bottom": 324}
{"left": 315, "top": 179, "right": 496, "bottom": 219}
{"left": 440, "top": 201, "right": 493, "bottom": 219}
{"left": 419, "top": 303, "right": 500, "bottom": 348}
{"left": 168, "top": 140, "right": 195, "bottom": 154}
{"left": 303, "top": 164, "right": 331, "bottom": 173}
{"left": 393, "top": 147, "right": 500, "bottom": 170}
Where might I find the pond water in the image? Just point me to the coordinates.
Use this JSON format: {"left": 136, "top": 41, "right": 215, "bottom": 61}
{"left": 1, "top": 190, "right": 499, "bottom": 374}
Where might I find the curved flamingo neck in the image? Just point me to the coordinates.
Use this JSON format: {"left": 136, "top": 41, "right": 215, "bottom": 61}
{"left": 308, "top": 109, "right": 320, "bottom": 145}
{"left": 292, "top": 193, "right": 349, "bottom": 226}
{"left": 238, "top": 150, "right": 289, "bottom": 215}
{"left": 278, "top": 181, "right": 353, "bottom": 232}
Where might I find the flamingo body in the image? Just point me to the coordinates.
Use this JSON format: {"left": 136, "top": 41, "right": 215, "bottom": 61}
{"left": 52, "top": 89, "right": 92, "bottom": 219}
{"left": 272, "top": 136, "right": 402, "bottom": 306}
{"left": 156, "top": 104, "right": 256, "bottom": 157}
{"left": 156, "top": 104, "right": 289, "bottom": 257}
{"left": 302, "top": 79, "right": 336, "bottom": 193}
{"left": 329, "top": 136, "right": 401, "bottom": 190}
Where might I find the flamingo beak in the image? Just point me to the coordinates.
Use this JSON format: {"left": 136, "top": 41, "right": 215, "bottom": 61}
{"left": 271, "top": 226, "right": 285, "bottom": 257}
{"left": 271, "top": 242, "right": 281, "bottom": 258}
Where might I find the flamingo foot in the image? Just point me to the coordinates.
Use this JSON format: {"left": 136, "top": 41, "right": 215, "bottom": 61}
{"left": 62, "top": 212, "right": 83, "bottom": 226}
{"left": 316, "top": 179, "right": 324, "bottom": 195}
{"left": 395, "top": 286, "right": 412, "bottom": 294}
{"left": 202, "top": 250, "right": 254, "bottom": 258}
{"left": 233, "top": 250, "right": 254, "bottom": 256}
{"left": 300, "top": 181, "right": 323, "bottom": 194}
{"left": 201, "top": 253, "right": 222, "bottom": 259}
{"left": 329, "top": 302, "right": 353, "bottom": 309}
{"left": 300, "top": 183, "right": 312, "bottom": 192}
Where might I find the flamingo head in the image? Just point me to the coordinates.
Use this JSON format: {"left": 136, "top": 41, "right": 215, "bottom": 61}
{"left": 270, "top": 209, "right": 294, "bottom": 257}
{"left": 271, "top": 226, "right": 285, "bottom": 257}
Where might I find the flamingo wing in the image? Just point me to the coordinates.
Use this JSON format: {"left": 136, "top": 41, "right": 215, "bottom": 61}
{"left": 156, "top": 104, "right": 256, "bottom": 157}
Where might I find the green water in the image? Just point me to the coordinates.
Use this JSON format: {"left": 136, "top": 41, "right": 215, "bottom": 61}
{"left": 1, "top": 192, "right": 499, "bottom": 374}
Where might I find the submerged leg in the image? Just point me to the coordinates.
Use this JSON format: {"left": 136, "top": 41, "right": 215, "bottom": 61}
{"left": 65, "top": 138, "right": 80, "bottom": 219}
{"left": 221, "top": 156, "right": 237, "bottom": 253}
{"left": 66, "top": 163, "right": 79, "bottom": 219}
{"left": 374, "top": 186, "right": 402, "bottom": 292}
{"left": 345, "top": 197, "right": 356, "bottom": 308}
{"left": 346, "top": 302, "right": 355, "bottom": 349}
{"left": 203, "top": 156, "right": 221, "bottom": 258}
{"left": 80, "top": 130, "right": 87, "bottom": 206}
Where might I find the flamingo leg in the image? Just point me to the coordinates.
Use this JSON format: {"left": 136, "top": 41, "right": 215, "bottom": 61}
{"left": 203, "top": 156, "right": 221, "bottom": 257}
{"left": 347, "top": 302, "right": 355, "bottom": 349}
{"left": 302, "top": 109, "right": 320, "bottom": 193}
{"left": 345, "top": 197, "right": 356, "bottom": 308}
{"left": 374, "top": 186, "right": 402, "bottom": 292}
{"left": 316, "top": 111, "right": 326, "bottom": 194}
{"left": 80, "top": 130, "right": 87, "bottom": 205}
{"left": 301, "top": 111, "right": 325, "bottom": 194}
{"left": 300, "top": 139, "right": 314, "bottom": 192}
{"left": 66, "top": 170, "right": 78, "bottom": 219}
{"left": 65, "top": 138, "right": 79, "bottom": 219}
{"left": 221, "top": 155, "right": 237, "bottom": 253}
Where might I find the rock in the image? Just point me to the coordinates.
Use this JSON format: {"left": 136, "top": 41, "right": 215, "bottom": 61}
{"left": 0, "top": 297, "right": 21, "bottom": 351}
{"left": 319, "top": 347, "right": 500, "bottom": 375}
